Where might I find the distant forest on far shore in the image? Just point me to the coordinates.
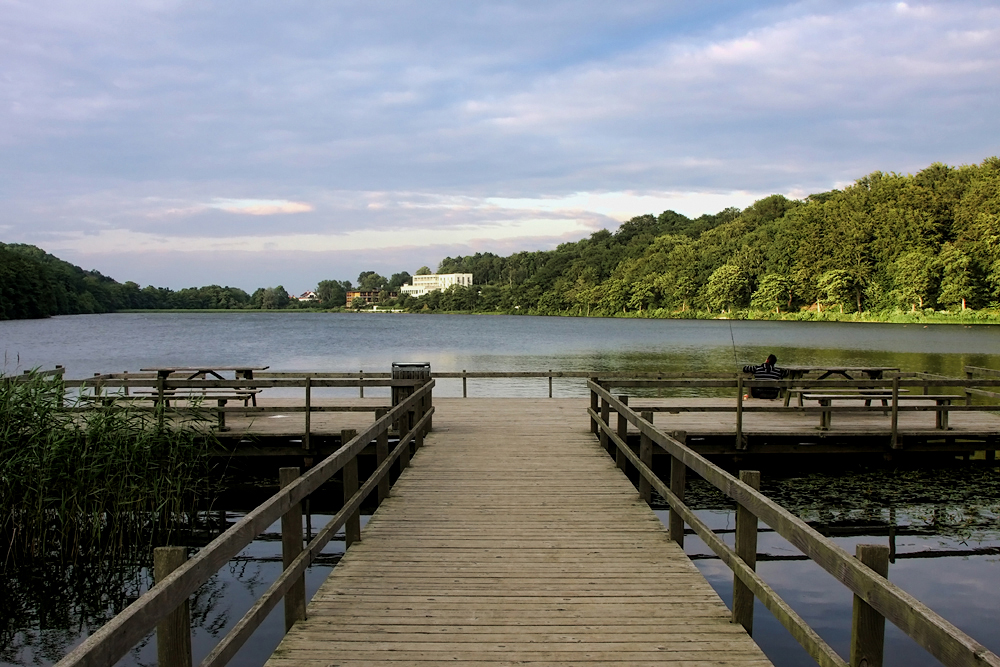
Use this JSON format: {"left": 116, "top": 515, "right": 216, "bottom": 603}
{"left": 1, "top": 157, "right": 998, "bottom": 322}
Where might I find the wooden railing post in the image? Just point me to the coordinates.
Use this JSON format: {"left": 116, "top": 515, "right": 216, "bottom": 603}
{"left": 600, "top": 396, "right": 610, "bottom": 454}
{"left": 462, "top": 370, "right": 467, "bottom": 398}
{"left": 359, "top": 370, "right": 364, "bottom": 398}
{"left": 639, "top": 411, "right": 653, "bottom": 503}
{"left": 154, "top": 547, "right": 192, "bottom": 667}
{"left": 548, "top": 370, "right": 553, "bottom": 398}
{"left": 891, "top": 377, "right": 900, "bottom": 449}
{"left": 400, "top": 413, "right": 411, "bottom": 469}
{"left": 851, "top": 544, "right": 890, "bottom": 667}
{"left": 376, "top": 409, "right": 390, "bottom": 502}
{"left": 616, "top": 395, "right": 628, "bottom": 471}
{"left": 590, "top": 381, "right": 599, "bottom": 434}
{"left": 343, "top": 439, "right": 361, "bottom": 547}
{"left": 304, "top": 377, "right": 312, "bottom": 453}
{"left": 425, "top": 379, "right": 433, "bottom": 432}
{"left": 736, "top": 377, "right": 745, "bottom": 450}
{"left": 414, "top": 395, "right": 425, "bottom": 451}
{"left": 669, "top": 434, "right": 686, "bottom": 546}
{"left": 732, "top": 470, "right": 760, "bottom": 634}
{"left": 156, "top": 375, "right": 166, "bottom": 429}
{"left": 279, "top": 467, "right": 306, "bottom": 632}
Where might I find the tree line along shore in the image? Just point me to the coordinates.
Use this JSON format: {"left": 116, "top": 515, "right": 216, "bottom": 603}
{"left": 2, "top": 157, "right": 998, "bottom": 323}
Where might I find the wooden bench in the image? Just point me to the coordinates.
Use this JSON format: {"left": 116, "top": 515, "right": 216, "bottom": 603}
{"left": 802, "top": 393, "right": 954, "bottom": 430}
{"left": 787, "top": 388, "right": 906, "bottom": 409}
{"left": 131, "top": 389, "right": 262, "bottom": 431}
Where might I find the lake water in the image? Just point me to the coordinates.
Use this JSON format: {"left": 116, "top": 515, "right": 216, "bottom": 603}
{"left": 3, "top": 311, "right": 998, "bottom": 385}
{"left": 2, "top": 312, "right": 999, "bottom": 667}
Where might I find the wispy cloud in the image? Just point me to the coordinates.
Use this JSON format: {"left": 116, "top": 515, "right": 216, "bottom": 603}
{"left": 208, "top": 199, "right": 314, "bottom": 216}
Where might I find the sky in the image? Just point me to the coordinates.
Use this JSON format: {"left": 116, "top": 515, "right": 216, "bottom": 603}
{"left": 2, "top": 0, "right": 998, "bottom": 293}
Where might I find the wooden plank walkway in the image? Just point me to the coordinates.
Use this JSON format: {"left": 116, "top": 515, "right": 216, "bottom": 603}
{"left": 265, "top": 398, "right": 772, "bottom": 666}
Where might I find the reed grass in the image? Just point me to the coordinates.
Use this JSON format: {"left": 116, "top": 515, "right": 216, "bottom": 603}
{"left": 0, "top": 371, "right": 219, "bottom": 567}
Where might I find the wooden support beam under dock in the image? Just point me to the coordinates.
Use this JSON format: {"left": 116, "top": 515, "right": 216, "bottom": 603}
{"left": 264, "top": 399, "right": 773, "bottom": 666}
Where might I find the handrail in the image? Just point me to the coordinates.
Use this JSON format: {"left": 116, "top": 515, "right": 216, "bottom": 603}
{"left": 594, "top": 404, "right": 846, "bottom": 667}
{"left": 2, "top": 366, "right": 66, "bottom": 382}
{"left": 199, "top": 405, "right": 434, "bottom": 667}
{"left": 966, "top": 366, "right": 1000, "bottom": 379}
{"left": 63, "top": 378, "right": 421, "bottom": 389}
{"left": 55, "top": 379, "right": 435, "bottom": 667}
{"left": 588, "top": 379, "right": 1000, "bottom": 667}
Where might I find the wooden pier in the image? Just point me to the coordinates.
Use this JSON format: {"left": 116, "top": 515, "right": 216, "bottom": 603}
{"left": 265, "top": 398, "right": 772, "bottom": 666}
{"left": 51, "top": 367, "right": 1000, "bottom": 667}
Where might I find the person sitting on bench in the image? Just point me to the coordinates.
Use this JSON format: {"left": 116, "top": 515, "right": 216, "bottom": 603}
{"left": 742, "top": 354, "right": 787, "bottom": 399}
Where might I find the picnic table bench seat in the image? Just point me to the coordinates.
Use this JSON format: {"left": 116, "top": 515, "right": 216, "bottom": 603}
{"left": 130, "top": 388, "right": 262, "bottom": 430}
{"left": 801, "top": 392, "right": 955, "bottom": 430}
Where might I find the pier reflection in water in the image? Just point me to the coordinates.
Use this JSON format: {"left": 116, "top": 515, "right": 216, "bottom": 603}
{"left": 1, "top": 510, "right": 366, "bottom": 667}
{"left": 660, "top": 465, "right": 1000, "bottom": 667}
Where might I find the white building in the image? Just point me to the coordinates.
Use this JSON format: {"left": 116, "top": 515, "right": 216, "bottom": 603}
{"left": 400, "top": 273, "right": 473, "bottom": 298}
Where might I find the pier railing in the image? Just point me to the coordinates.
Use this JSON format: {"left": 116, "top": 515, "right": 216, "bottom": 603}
{"left": 55, "top": 376, "right": 435, "bottom": 667}
{"left": 257, "top": 369, "right": 737, "bottom": 397}
{"left": 599, "top": 374, "right": 1000, "bottom": 450}
{"left": 588, "top": 379, "right": 1000, "bottom": 667}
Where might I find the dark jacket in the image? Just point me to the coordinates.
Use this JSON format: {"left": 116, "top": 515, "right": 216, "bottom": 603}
{"left": 742, "top": 363, "right": 787, "bottom": 398}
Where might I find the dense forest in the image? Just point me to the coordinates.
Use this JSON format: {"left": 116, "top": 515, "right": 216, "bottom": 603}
{"left": 394, "top": 157, "right": 1000, "bottom": 318}
{"left": 1, "top": 158, "right": 997, "bottom": 321}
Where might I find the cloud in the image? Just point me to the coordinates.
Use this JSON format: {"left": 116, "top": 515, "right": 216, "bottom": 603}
{"left": 2, "top": 1, "right": 999, "bottom": 289}
{"left": 41, "top": 211, "right": 601, "bottom": 255}
{"left": 208, "top": 199, "right": 314, "bottom": 215}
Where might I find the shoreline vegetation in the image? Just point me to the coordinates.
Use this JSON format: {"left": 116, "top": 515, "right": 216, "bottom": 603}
{"left": 111, "top": 306, "right": 1000, "bottom": 325}
{"left": 2, "top": 157, "right": 998, "bottom": 323}
{"left": 0, "top": 372, "right": 219, "bottom": 567}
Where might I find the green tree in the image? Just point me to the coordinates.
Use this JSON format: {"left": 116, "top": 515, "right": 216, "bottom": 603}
{"left": 705, "top": 264, "right": 749, "bottom": 312}
{"left": 938, "top": 244, "right": 980, "bottom": 310}
{"left": 817, "top": 270, "right": 854, "bottom": 313}
{"left": 750, "top": 274, "right": 793, "bottom": 313}
{"left": 415, "top": 266, "right": 432, "bottom": 275}
{"left": 388, "top": 272, "right": 412, "bottom": 290}
{"left": 892, "top": 251, "right": 939, "bottom": 311}
{"left": 260, "top": 286, "right": 289, "bottom": 309}
{"left": 357, "top": 271, "right": 388, "bottom": 291}
{"left": 317, "top": 280, "right": 350, "bottom": 308}
{"left": 670, "top": 276, "right": 698, "bottom": 312}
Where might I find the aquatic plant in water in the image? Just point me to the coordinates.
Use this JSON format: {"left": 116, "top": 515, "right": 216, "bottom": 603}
{"left": 0, "top": 371, "right": 220, "bottom": 567}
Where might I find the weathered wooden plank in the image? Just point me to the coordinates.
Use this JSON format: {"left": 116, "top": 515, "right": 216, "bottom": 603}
{"left": 265, "top": 398, "right": 771, "bottom": 667}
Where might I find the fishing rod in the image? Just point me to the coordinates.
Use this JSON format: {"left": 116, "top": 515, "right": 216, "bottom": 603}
{"left": 729, "top": 318, "right": 739, "bottom": 366}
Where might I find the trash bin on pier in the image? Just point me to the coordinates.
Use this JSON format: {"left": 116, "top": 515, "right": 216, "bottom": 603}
{"left": 392, "top": 362, "right": 432, "bottom": 433}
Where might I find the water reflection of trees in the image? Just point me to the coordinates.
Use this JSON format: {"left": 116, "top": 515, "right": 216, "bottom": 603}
{"left": 1, "top": 534, "right": 231, "bottom": 667}
{"left": 664, "top": 465, "right": 1000, "bottom": 544}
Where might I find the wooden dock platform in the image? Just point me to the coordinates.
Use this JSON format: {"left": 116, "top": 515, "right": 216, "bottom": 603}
{"left": 264, "top": 398, "right": 773, "bottom": 666}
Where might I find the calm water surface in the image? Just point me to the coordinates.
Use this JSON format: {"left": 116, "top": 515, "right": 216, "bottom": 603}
{"left": 2, "top": 311, "right": 998, "bottom": 383}
{"left": 2, "top": 313, "right": 999, "bottom": 667}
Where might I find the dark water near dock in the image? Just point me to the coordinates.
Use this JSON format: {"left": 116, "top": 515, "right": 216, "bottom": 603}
{"left": 1, "top": 313, "right": 999, "bottom": 666}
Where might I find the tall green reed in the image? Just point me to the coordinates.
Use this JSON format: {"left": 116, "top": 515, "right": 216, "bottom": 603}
{"left": 0, "top": 371, "right": 220, "bottom": 567}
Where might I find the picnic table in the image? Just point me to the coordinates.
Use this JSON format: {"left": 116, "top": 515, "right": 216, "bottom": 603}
{"left": 140, "top": 366, "right": 269, "bottom": 381}
{"left": 139, "top": 366, "right": 269, "bottom": 406}
{"left": 781, "top": 366, "right": 899, "bottom": 381}
{"left": 773, "top": 366, "right": 900, "bottom": 406}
